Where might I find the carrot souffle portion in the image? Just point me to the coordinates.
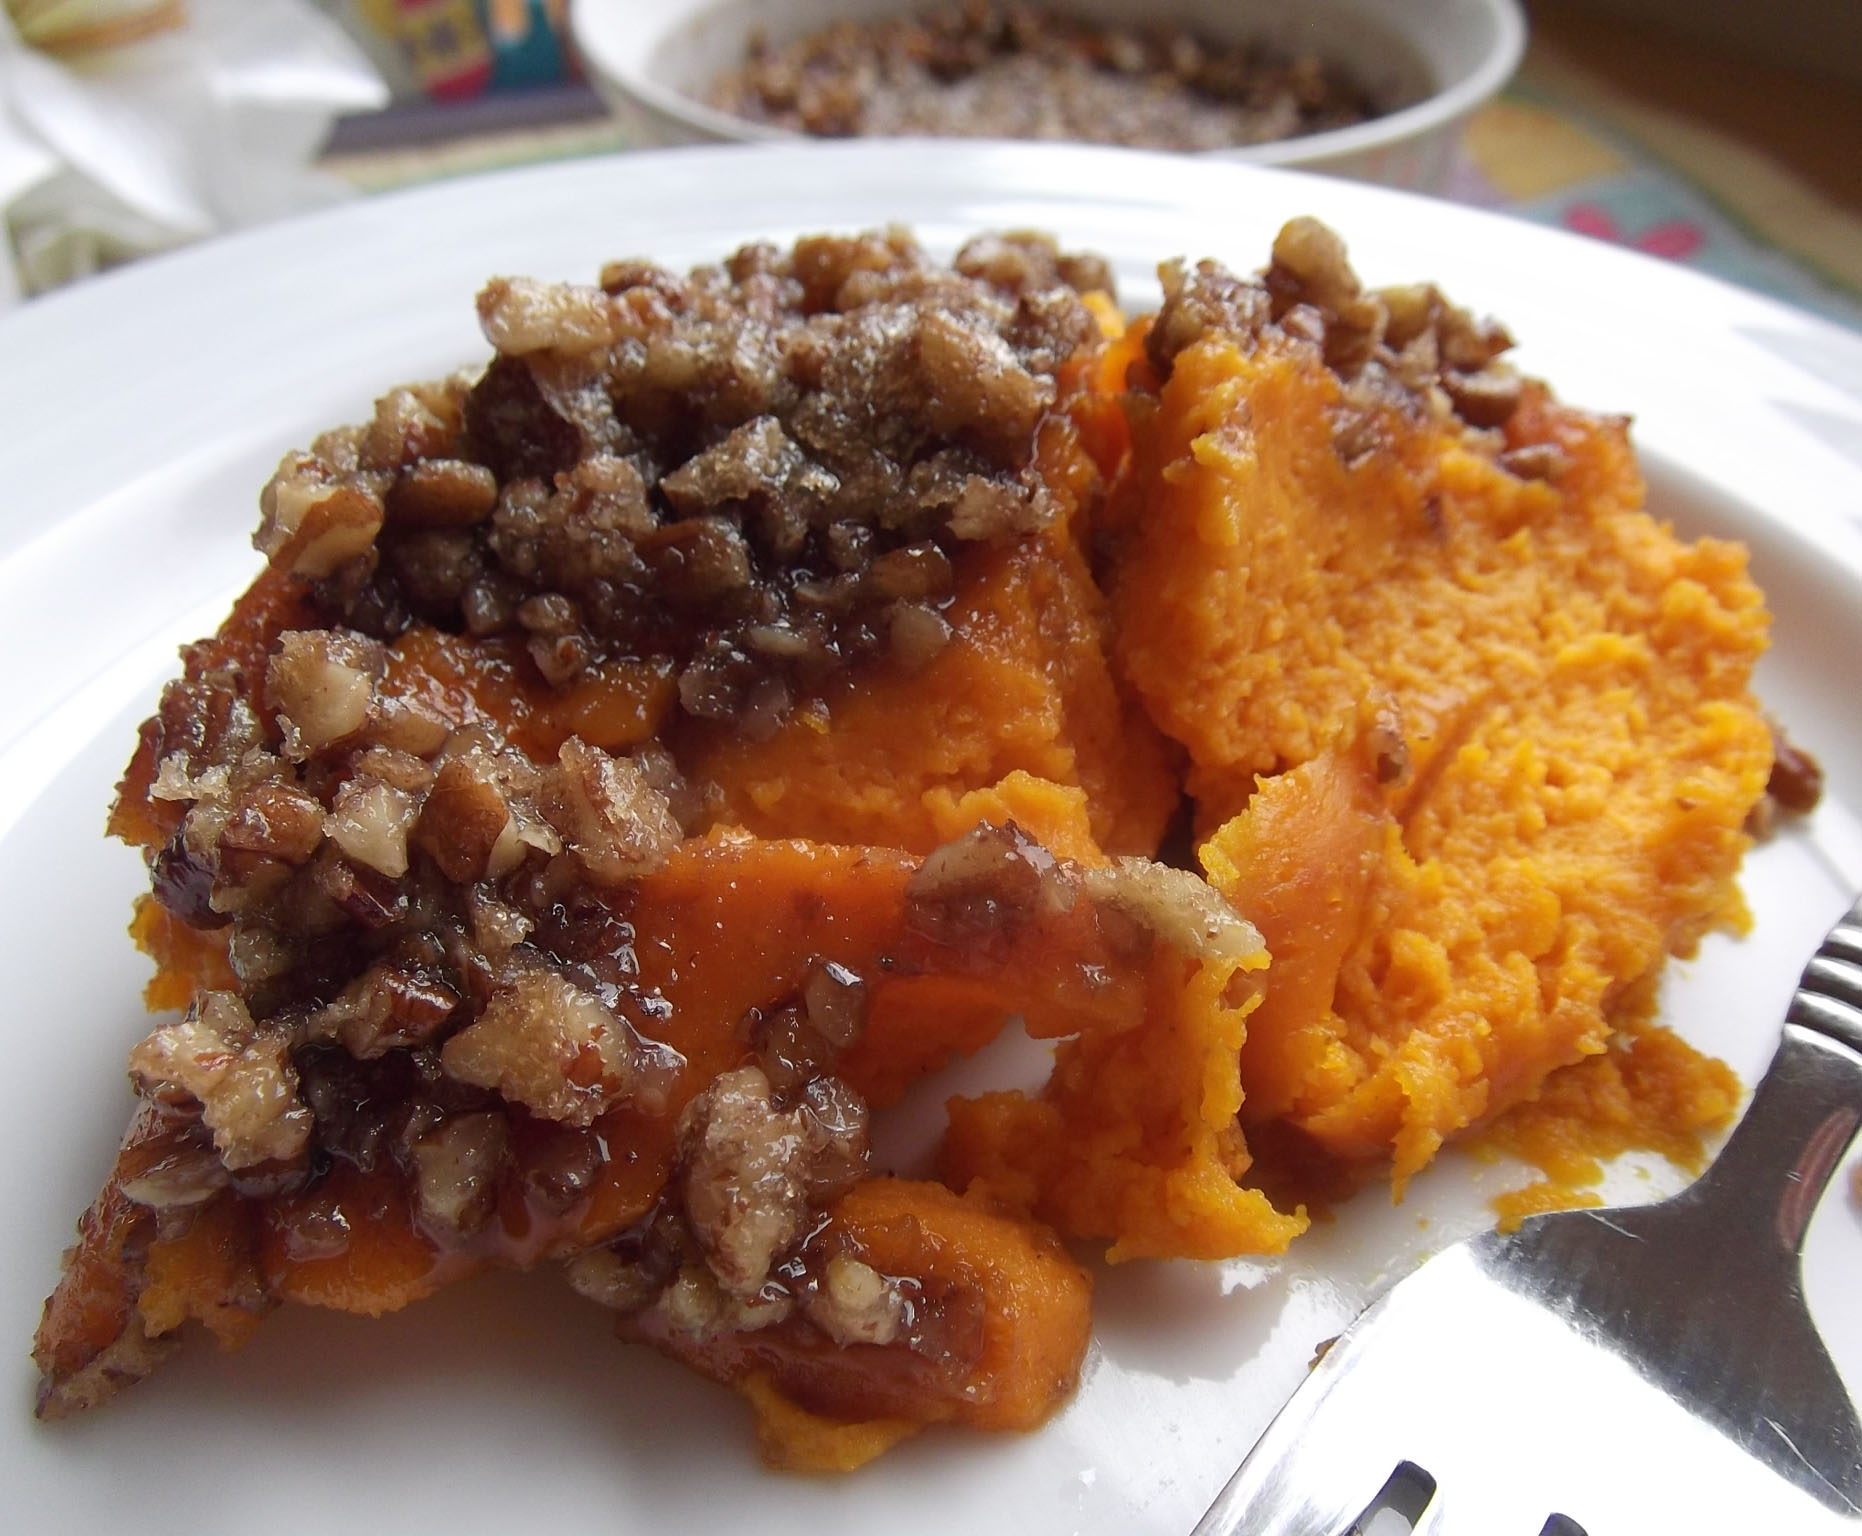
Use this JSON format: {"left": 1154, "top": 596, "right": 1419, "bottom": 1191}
{"left": 34, "top": 219, "right": 1801, "bottom": 1470}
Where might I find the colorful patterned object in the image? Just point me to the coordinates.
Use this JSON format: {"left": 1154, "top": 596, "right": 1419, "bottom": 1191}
{"left": 355, "top": 0, "right": 570, "bottom": 100}
{"left": 1562, "top": 200, "right": 1703, "bottom": 262}
{"left": 1459, "top": 92, "right": 1862, "bottom": 330}
{"left": 484, "top": 0, "right": 570, "bottom": 90}
{"left": 357, "top": 0, "right": 490, "bottom": 100}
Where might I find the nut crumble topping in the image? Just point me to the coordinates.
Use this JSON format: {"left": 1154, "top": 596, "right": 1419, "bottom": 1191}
{"left": 707, "top": 3, "right": 1390, "bottom": 151}
{"left": 1146, "top": 215, "right": 1524, "bottom": 466}
{"left": 283, "top": 228, "right": 1108, "bottom": 741}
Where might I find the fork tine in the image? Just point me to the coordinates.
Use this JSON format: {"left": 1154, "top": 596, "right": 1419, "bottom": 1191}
{"left": 1188, "top": 1367, "right": 1402, "bottom": 1534}
{"left": 1405, "top": 1505, "right": 1444, "bottom": 1536}
{"left": 1341, "top": 1463, "right": 1438, "bottom": 1536}
{"left": 1413, "top": 1483, "right": 1588, "bottom": 1536}
{"left": 1189, "top": 1408, "right": 1384, "bottom": 1535}
{"left": 1191, "top": 1275, "right": 1457, "bottom": 1535}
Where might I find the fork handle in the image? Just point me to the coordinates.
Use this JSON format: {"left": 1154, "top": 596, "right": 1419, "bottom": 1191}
{"left": 1684, "top": 897, "right": 1862, "bottom": 1255}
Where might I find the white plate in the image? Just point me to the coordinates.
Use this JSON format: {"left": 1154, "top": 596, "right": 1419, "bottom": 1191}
{"left": 6, "top": 141, "right": 1862, "bottom": 1535}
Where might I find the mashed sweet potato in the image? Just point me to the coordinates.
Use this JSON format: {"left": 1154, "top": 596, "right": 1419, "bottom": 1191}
{"left": 928, "top": 224, "right": 1771, "bottom": 1238}
{"left": 37, "top": 220, "right": 1786, "bottom": 1472}
{"left": 673, "top": 523, "right": 1178, "bottom": 859}
{"left": 1098, "top": 229, "right": 1769, "bottom": 1193}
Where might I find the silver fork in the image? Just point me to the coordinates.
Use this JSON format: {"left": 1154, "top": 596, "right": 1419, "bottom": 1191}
{"left": 1193, "top": 896, "right": 1862, "bottom": 1535}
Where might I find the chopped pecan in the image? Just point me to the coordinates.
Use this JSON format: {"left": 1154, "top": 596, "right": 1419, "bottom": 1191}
{"left": 1080, "top": 858, "right": 1264, "bottom": 964}
{"left": 440, "top": 969, "right": 679, "bottom": 1126}
{"left": 410, "top": 1113, "right": 512, "bottom": 1239}
{"left": 905, "top": 821, "right": 1077, "bottom": 950}
{"left": 266, "top": 630, "right": 386, "bottom": 759}
{"left": 324, "top": 778, "right": 419, "bottom": 879}
{"left": 413, "top": 752, "right": 513, "bottom": 883}
{"left": 543, "top": 737, "right": 682, "bottom": 886}
{"left": 126, "top": 993, "right": 311, "bottom": 1171}
{"left": 477, "top": 276, "right": 622, "bottom": 357}
{"left": 677, "top": 1064, "right": 869, "bottom": 1299}
{"left": 256, "top": 454, "right": 386, "bottom": 579}
{"left": 386, "top": 458, "right": 499, "bottom": 528}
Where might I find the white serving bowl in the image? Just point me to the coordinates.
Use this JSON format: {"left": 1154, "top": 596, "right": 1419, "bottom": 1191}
{"left": 569, "top": 0, "right": 1525, "bottom": 193}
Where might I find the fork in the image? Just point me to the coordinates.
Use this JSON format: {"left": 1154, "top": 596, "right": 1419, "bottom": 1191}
{"left": 1192, "top": 895, "right": 1862, "bottom": 1535}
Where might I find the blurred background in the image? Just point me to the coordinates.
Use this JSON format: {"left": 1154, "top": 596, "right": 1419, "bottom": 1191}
{"left": 1, "top": 0, "right": 1857, "bottom": 324}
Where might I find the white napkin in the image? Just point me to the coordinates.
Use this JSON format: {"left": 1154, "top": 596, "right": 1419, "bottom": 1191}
{"left": 0, "top": 0, "right": 387, "bottom": 306}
